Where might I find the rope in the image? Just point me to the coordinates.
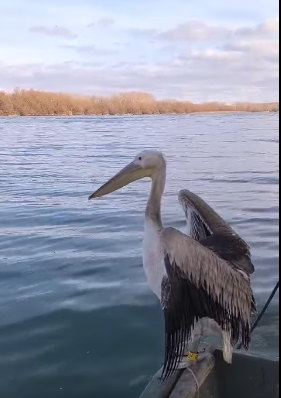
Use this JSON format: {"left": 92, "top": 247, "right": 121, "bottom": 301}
{"left": 237, "top": 280, "right": 279, "bottom": 350}
{"left": 186, "top": 366, "right": 200, "bottom": 398}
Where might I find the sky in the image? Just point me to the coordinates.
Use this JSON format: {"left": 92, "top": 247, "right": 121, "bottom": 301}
{"left": 0, "top": 0, "right": 279, "bottom": 102}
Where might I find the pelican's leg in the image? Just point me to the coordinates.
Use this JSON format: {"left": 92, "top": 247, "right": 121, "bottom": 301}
{"left": 176, "top": 318, "right": 221, "bottom": 370}
{"left": 177, "top": 323, "right": 203, "bottom": 370}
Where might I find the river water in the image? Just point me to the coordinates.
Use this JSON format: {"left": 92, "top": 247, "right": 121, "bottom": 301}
{"left": 0, "top": 113, "right": 279, "bottom": 398}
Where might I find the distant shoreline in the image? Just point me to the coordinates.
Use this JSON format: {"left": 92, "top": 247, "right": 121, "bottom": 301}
{"left": 0, "top": 89, "right": 279, "bottom": 116}
{"left": 1, "top": 110, "right": 279, "bottom": 117}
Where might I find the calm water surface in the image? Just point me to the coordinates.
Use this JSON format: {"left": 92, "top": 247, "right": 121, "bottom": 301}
{"left": 0, "top": 114, "right": 279, "bottom": 398}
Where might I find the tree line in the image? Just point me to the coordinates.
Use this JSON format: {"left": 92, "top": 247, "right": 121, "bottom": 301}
{"left": 0, "top": 89, "right": 279, "bottom": 116}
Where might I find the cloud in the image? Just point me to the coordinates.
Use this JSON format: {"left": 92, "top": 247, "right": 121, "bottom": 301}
{"left": 234, "top": 17, "right": 279, "bottom": 38}
{"left": 0, "top": 13, "right": 279, "bottom": 103}
{"left": 220, "top": 18, "right": 279, "bottom": 62}
{"left": 62, "top": 44, "right": 116, "bottom": 55}
{"left": 30, "top": 25, "right": 76, "bottom": 39}
{"left": 0, "top": 39, "right": 278, "bottom": 103}
{"left": 129, "top": 17, "right": 279, "bottom": 43}
{"left": 87, "top": 17, "right": 115, "bottom": 28}
{"left": 223, "top": 40, "right": 279, "bottom": 59}
{"left": 128, "top": 28, "right": 158, "bottom": 39}
{"left": 158, "top": 21, "right": 230, "bottom": 42}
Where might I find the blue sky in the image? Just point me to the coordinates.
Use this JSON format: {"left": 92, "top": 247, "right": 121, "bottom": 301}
{"left": 0, "top": 0, "right": 279, "bottom": 102}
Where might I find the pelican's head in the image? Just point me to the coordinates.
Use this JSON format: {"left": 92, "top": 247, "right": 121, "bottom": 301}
{"left": 88, "top": 150, "right": 165, "bottom": 200}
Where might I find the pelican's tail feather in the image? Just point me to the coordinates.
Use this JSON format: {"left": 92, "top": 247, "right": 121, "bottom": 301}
{"left": 222, "top": 330, "right": 233, "bottom": 364}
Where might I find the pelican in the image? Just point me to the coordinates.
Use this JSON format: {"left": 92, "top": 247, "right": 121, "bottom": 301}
{"left": 88, "top": 150, "right": 256, "bottom": 382}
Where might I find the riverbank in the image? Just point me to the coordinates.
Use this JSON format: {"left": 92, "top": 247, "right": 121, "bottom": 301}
{"left": 2, "top": 110, "right": 279, "bottom": 117}
{"left": 0, "top": 89, "right": 279, "bottom": 116}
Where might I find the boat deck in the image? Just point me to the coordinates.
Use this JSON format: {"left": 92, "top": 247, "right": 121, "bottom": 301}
{"left": 140, "top": 347, "right": 279, "bottom": 398}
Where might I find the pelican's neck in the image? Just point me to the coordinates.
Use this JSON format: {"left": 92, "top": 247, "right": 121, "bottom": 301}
{"left": 145, "top": 166, "right": 166, "bottom": 231}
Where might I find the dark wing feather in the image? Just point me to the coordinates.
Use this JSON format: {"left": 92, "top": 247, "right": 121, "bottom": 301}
{"left": 178, "top": 189, "right": 255, "bottom": 275}
{"left": 200, "top": 232, "right": 255, "bottom": 276}
{"left": 179, "top": 190, "right": 212, "bottom": 241}
{"left": 160, "top": 227, "right": 254, "bottom": 383}
{"left": 160, "top": 253, "right": 251, "bottom": 383}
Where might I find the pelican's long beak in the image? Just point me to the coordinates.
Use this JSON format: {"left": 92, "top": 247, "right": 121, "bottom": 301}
{"left": 88, "top": 162, "right": 149, "bottom": 200}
